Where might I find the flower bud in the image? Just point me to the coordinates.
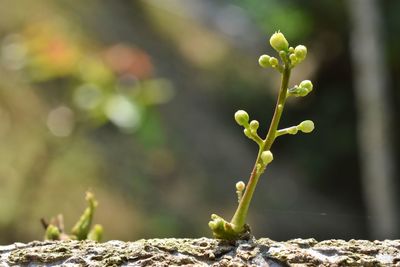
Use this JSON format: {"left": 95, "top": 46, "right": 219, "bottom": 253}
{"left": 269, "top": 57, "right": 279, "bottom": 67}
{"left": 294, "top": 45, "right": 307, "bottom": 61}
{"left": 258, "top": 55, "right": 271, "bottom": 68}
{"left": 299, "top": 80, "right": 313, "bottom": 92}
{"left": 261, "top": 150, "right": 273, "bottom": 165}
{"left": 236, "top": 181, "right": 245, "bottom": 191}
{"left": 288, "top": 85, "right": 309, "bottom": 97}
{"left": 243, "top": 128, "right": 252, "bottom": 138}
{"left": 234, "top": 110, "right": 249, "bottom": 126}
{"left": 289, "top": 54, "right": 298, "bottom": 65}
{"left": 298, "top": 120, "right": 315, "bottom": 133}
{"left": 249, "top": 120, "right": 259, "bottom": 132}
{"left": 269, "top": 31, "right": 289, "bottom": 52}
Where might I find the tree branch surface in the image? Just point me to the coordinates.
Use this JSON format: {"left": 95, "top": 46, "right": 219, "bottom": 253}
{"left": 1, "top": 238, "right": 399, "bottom": 266}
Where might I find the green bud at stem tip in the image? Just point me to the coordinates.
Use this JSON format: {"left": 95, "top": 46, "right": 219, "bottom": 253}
{"left": 298, "top": 120, "right": 315, "bottom": 133}
{"left": 236, "top": 181, "right": 245, "bottom": 191}
{"left": 269, "top": 57, "right": 279, "bottom": 67}
{"left": 88, "top": 224, "right": 103, "bottom": 242}
{"left": 270, "top": 31, "right": 289, "bottom": 52}
{"left": 45, "top": 225, "right": 60, "bottom": 241}
{"left": 249, "top": 120, "right": 259, "bottom": 131}
{"left": 234, "top": 110, "right": 249, "bottom": 126}
{"left": 258, "top": 55, "right": 271, "bottom": 68}
{"left": 294, "top": 45, "right": 307, "bottom": 61}
{"left": 289, "top": 54, "right": 298, "bottom": 65}
{"left": 299, "top": 80, "right": 313, "bottom": 91}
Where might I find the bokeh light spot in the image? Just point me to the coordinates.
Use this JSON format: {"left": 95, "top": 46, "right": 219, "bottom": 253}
{"left": 47, "top": 106, "right": 75, "bottom": 137}
{"left": 105, "top": 95, "right": 140, "bottom": 130}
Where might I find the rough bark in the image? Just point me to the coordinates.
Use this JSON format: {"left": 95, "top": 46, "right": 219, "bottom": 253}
{"left": 1, "top": 238, "right": 399, "bottom": 266}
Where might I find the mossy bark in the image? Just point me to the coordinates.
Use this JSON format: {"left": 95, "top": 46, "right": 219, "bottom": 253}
{"left": 1, "top": 238, "right": 400, "bottom": 266}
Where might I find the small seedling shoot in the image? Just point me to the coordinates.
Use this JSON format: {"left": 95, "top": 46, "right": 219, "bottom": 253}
{"left": 209, "top": 31, "right": 315, "bottom": 240}
{"left": 42, "top": 191, "right": 103, "bottom": 242}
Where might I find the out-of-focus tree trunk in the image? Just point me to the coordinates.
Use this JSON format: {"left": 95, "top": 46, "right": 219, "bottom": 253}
{"left": 347, "top": 0, "right": 398, "bottom": 239}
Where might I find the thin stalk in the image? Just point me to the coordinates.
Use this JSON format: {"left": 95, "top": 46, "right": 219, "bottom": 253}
{"left": 230, "top": 65, "right": 291, "bottom": 231}
{"left": 264, "top": 66, "right": 291, "bottom": 150}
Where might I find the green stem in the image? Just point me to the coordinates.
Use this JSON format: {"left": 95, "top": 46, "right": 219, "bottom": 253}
{"left": 263, "top": 66, "right": 291, "bottom": 150}
{"left": 276, "top": 126, "right": 298, "bottom": 137}
{"left": 230, "top": 65, "right": 291, "bottom": 232}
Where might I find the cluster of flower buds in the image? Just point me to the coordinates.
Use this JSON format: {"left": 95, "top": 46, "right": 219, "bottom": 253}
{"left": 209, "top": 31, "right": 317, "bottom": 241}
{"left": 287, "top": 80, "right": 313, "bottom": 97}
{"left": 289, "top": 45, "right": 307, "bottom": 66}
{"left": 258, "top": 54, "right": 279, "bottom": 68}
{"left": 234, "top": 110, "right": 263, "bottom": 145}
{"left": 258, "top": 31, "right": 308, "bottom": 70}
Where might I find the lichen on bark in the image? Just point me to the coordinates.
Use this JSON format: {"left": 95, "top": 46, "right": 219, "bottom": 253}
{"left": 1, "top": 238, "right": 400, "bottom": 266}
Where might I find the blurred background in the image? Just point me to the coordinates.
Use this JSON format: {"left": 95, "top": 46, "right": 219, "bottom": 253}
{"left": 0, "top": 0, "right": 399, "bottom": 244}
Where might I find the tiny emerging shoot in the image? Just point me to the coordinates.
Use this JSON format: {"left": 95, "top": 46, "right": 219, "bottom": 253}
{"left": 43, "top": 191, "right": 103, "bottom": 242}
{"left": 71, "top": 191, "right": 98, "bottom": 240}
{"left": 209, "top": 31, "right": 315, "bottom": 240}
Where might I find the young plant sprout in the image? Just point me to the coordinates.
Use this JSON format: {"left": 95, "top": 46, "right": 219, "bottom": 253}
{"left": 42, "top": 191, "right": 103, "bottom": 242}
{"left": 209, "top": 31, "right": 315, "bottom": 240}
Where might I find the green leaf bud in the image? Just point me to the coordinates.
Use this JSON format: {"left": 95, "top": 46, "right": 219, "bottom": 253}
{"left": 258, "top": 55, "right": 271, "bottom": 68}
{"left": 88, "top": 224, "right": 103, "bottom": 242}
{"left": 209, "top": 218, "right": 222, "bottom": 230}
{"left": 234, "top": 110, "right": 249, "bottom": 126}
{"left": 261, "top": 150, "right": 273, "bottom": 165}
{"left": 299, "top": 80, "right": 313, "bottom": 92}
{"left": 269, "top": 57, "right": 279, "bottom": 67}
{"left": 45, "top": 224, "right": 60, "bottom": 240}
{"left": 236, "top": 181, "right": 245, "bottom": 191}
{"left": 249, "top": 120, "right": 259, "bottom": 132}
{"left": 294, "top": 45, "right": 307, "bottom": 61}
{"left": 289, "top": 47, "right": 294, "bottom": 53}
{"left": 269, "top": 31, "right": 289, "bottom": 52}
{"left": 298, "top": 120, "right": 315, "bottom": 133}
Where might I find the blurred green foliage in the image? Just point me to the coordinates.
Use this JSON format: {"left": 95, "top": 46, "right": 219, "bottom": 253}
{"left": 0, "top": 0, "right": 399, "bottom": 243}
